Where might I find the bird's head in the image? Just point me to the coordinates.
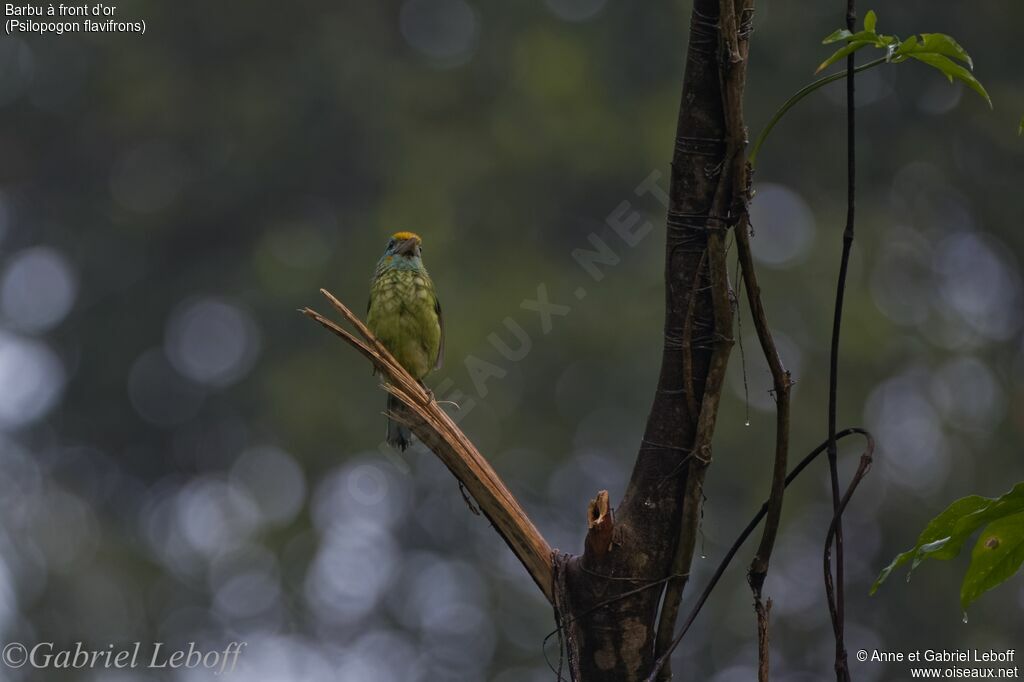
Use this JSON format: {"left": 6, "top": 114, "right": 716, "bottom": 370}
{"left": 381, "top": 231, "right": 424, "bottom": 263}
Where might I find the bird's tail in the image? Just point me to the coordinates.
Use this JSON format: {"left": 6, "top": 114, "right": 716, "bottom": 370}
{"left": 386, "top": 394, "right": 412, "bottom": 450}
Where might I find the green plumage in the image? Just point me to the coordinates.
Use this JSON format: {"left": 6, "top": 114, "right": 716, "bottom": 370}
{"left": 368, "top": 268, "right": 442, "bottom": 379}
{"left": 366, "top": 233, "right": 443, "bottom": 449}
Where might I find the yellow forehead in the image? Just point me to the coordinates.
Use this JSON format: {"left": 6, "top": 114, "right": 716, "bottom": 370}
{"left": 391, "top": 231, "right": 421, "bottom": 243}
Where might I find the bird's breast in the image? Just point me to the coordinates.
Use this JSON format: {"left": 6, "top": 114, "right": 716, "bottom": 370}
{"left": 370, "top": 269, "right": 437, "bottom": 317}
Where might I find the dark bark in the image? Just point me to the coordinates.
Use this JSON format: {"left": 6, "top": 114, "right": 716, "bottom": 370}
{"left": 555, "top": 1, "right": 749, "bottom": 679}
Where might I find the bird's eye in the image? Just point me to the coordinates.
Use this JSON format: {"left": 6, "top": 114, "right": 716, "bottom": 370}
{"left": 387, "top": 239, "right": 396, "bottom": 248}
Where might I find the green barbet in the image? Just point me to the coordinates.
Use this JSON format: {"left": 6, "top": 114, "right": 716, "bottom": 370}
{"left": 367, "top": 231, "right": 444, "bottom": 449}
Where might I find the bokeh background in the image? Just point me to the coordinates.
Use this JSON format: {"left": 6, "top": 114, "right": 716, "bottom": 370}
{"left": 1, "top": 0, "right": 1022, "bottom": 680}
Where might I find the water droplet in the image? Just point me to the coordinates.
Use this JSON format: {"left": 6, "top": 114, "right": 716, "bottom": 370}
{"left": 744, "top": 420, "right": 751, "bottom": 427}
{"left": 643, "top": 499, "right": 655, "bottom": 509}
{"left": 962, "top": 612, "right": 969, "bottom": 624}
{"left": 700, "top": 553, "right": 707, "bottom": 559}
{"left": 905, "top": 572, "right": 912, "bottom": 583}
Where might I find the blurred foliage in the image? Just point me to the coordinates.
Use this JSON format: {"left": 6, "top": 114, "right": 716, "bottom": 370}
{"left": 817, "top": 9, "right": 990, "bottom": 110}
{"left": 0, "top": 0, "right": 1022, "bottom": 680}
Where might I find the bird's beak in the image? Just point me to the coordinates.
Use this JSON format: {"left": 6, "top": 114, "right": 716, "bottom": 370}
{"left": 395, "top": 239, "right": 419, "bottom": 256}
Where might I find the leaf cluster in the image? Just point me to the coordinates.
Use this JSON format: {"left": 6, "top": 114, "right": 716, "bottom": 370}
{"left": 819, "top": 10, "right": 991, "bottom": 107}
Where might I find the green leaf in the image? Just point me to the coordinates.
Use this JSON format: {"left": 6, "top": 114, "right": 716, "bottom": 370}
{"left": 871, "top": 482, "right": 1024, "bottom": 594}
{"left": 821, "top": 28, "right": 888, "bottom": 46}
{"left": 893, "top": 34, "right": 919, "bottom": 58}
{"left": 895, "top": 33, "right": 974, "bottom": 69}
{"left": 845, "top": 29, "right": 885, "bottom": 44}
{"left": 823, "top": 28, "right": 854, "bottom": 45}
{"left": 919, "top": 34, "right": 973, "bottom": 69}
{"left": 816, "top": 41, "right": 873, "bottom": 74}
{"left": 908, "top": 52, "right": 993, "bottom": 107}
{"left": 911, "top": 537, "right": 953, "bottom": 570}
{"left": 864, "top": 10, "right": 877, "bottom": 33}
{"left": 960, "top": 511, "right": 1024, "bottom": 610}
{"left": 871, "top": 496, "right": 988, "bottom": 593}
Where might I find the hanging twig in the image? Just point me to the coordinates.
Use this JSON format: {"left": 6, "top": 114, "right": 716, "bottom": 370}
{"left": 825, "top": 0, "right": 858, "bottom": 679}
{"left": 736, "top": 214, "right": 792, "bottom": 682}
{"left": 825, "top": 446, "right": 874, "bottom": 676}
{"left": 644, "top": 427, "right": 874, "bottom": 682}
{"left": 698, "top": 0, "right": 796, "bottom": 678}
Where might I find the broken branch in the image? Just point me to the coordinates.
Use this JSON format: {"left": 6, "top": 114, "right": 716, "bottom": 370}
{"left": 304, "top": 289, "right": 555, "bottom": 602}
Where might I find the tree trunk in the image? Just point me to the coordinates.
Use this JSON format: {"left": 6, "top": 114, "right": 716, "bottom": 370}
{"left": 556, "top": 1, "right": 751, "bottom": 679}
{"left": 307, "top": 2, "right": 754, "bottom": 678}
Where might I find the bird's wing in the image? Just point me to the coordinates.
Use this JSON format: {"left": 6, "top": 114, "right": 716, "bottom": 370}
{"left": 434, "top": 296, "right": 445, "bottom": 370}
{"left": 366, "top": 295, "right": 380, "bottom": 376}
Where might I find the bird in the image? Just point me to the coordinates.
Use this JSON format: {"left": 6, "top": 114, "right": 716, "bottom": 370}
{"left": 366, "top": 231, "right": 444, "bottom": 450}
